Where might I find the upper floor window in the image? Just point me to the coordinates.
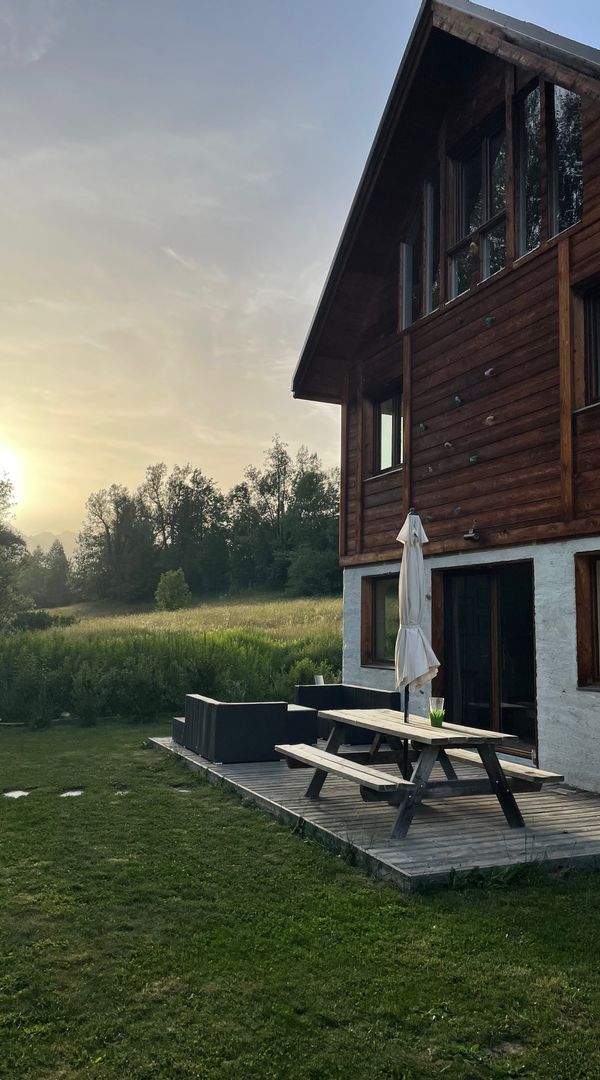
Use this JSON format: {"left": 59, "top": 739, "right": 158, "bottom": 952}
{"left": 398, "top": 82, "right": 583, "bottom": 316}
{"left": 399, "top": 176, "right": 439, "bottom": 328}
{"left": 449, "top": 120, "right": 507, "bottom": 298}
{"left": 374, "top": 391, "right": 402, "bottom": 473}
{"left": 424, "top": 179, "right": 441, "bottom": 314}
{"left": 399, "top": 217, "right": 422, "bottom": 330}
{"left": 517, "top": 84, "right": 542, "bottom": 255}
{"left": 550, "top": 84, "right": 583, "bottom": 235}
{"left": 584, "top": 285, "right": 600, "bottom": 404}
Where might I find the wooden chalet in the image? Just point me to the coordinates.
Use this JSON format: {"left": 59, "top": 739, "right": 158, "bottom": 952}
{"left": 292, "top": 0, "right": 600, "bottom": 792}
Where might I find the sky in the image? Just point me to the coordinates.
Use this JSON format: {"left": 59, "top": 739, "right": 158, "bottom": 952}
{"left": 1, "top": 0, "right": 599, "bottom": 535}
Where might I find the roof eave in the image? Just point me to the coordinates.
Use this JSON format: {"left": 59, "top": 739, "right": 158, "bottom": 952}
{"left": 292, "top": 0, "right": 600, "bottom": 403}
{"left": 291, "top": 0, "right": 433, "bottom": 401}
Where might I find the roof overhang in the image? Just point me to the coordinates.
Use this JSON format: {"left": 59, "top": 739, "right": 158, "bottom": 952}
{"left": 292, "top": 0, "right": 600, "bottom": 404}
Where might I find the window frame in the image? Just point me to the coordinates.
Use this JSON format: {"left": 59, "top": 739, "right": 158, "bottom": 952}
{"left": 548, "top": 81, "right": 583, "bottom": 238}
{"left": 584, "top": 286, "right": 600, "bottom": 405}
{"left": 572, "top": 276, "right": 600, "bottom": 410}
{"left": 398, "top": 175, "right": 440, "bottom": 329}
{"left": 515, "top": 80, "right": 543, "bottom": 257}
{"left": 575, "top": 553, "right": 600, "bottom": 688}
{"left": 423, "top": 178, "right": 441, "bottom": 316}
{"left": 361, "top": 573, "right": 399, "bottom": 668}
{"left": 397, "top": 80, "right": 584, "bottom": 321}
{"left": 447, "top": 111, "right": 507, "bottom": 298}
{"left": 372, "top": 389, "right": 403, "bottom": 476}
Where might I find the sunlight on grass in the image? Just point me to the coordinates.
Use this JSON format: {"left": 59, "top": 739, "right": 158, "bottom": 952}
{"left": 56, "top": 595, "right": 342, "bottom": 642}
{"left": 3, "top": 721, "right": 600, "bottom": 1079}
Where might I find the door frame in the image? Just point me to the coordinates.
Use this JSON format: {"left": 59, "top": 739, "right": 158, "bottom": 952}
{"left": 431, "top": 559, "right": 538, "bottom": 760}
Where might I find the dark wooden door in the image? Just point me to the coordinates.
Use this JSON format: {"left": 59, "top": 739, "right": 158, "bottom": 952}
{"left": 444, "top": 563, "right": 536, "bottom": 754}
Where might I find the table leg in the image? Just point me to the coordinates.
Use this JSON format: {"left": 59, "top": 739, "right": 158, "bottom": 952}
{"left": 391, "top": 745, "right": 439, "bottom": 840}
{"left": 477, "top": 744, "right": 525, "bottom": 829}
{"left": 438, "top": 749, "right": 458, "bottom": 781}
{"left": 386, "top": 735, "right": 408, "bottom": 773}
{"left": 305, "top": 723, "right": 345, "bottom": 799}
{"left": 368, "top": 732, "right": 384, "bottom": 762}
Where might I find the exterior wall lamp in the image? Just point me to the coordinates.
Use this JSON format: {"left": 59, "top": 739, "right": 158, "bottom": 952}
{"left": 463, "top": 525, "right": 480, "bottom": 542}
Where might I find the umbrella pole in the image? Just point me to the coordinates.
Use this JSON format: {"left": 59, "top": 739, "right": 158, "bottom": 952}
{"left": 403, "top": 685, "right": 410, "bottom": 780}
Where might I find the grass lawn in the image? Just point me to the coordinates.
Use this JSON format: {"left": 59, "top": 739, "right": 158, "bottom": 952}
{"left": 2, "top": 722, "right": 600, "bottom": 1079}
{"left": 52, "top": 594, "right": 342, "bottom": 643}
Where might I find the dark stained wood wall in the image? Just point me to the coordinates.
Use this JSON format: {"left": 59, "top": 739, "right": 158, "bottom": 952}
{"left": 572, "top": 100, "right": 600, "bottom": 522}
{"left": 340, "top": 87, "right": 600, "bottom": 564}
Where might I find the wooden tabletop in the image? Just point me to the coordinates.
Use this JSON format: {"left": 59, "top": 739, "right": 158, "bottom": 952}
{"left": 318, "top": 708, "right": 517, "bottom": 747}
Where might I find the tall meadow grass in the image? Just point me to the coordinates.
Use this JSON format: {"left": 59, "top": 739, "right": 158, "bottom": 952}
{"left": 57, "top": 595, "right": 342, "bottom": 641}
{"left": 0, "top": 622, "right": 342, "bottom": 727}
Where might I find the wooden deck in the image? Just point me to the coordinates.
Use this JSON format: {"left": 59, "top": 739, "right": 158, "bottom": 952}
{"left": 150, "top": 737, "right": 600, "bottom": 890}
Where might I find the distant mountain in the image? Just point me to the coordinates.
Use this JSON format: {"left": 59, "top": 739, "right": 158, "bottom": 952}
{"left": 25, "top": 530, "right": 78, "bottom": 559}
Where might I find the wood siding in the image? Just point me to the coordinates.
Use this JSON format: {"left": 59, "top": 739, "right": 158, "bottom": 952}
{"left": 340, "top": 87, "right": 600, "bottom": 564}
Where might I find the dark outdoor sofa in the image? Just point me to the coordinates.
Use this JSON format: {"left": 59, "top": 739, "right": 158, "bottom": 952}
{"left": 176, "top": 694, "right": 318, "bottom": 763}
{"left": 294, "top": 682, "right": 403, "bottom": 744}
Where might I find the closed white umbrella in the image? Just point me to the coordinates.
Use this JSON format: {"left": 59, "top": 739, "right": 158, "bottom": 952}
{"left": 395, "top": 508, "right": 440, "bottom": 776}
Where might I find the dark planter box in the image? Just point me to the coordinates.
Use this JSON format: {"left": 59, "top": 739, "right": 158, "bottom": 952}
{"left": 172, "top": 716, "right": 185, "bottom": 746}
{"left": 294, "top": 682, "right": 402, "bottom": 744}
{"left": 183, "top": 695, "right": 318, "bottom": 763}
{"left": 184, "top": 694, "right": 220, "bottom": 756}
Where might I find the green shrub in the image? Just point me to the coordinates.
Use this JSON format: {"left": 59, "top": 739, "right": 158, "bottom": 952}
{"left": 11, "top": 610, "right": 77, "bottom": 632}
{"left": 286, "top": 545, "right": 341, "bottom": 597}
{"left": 155, "top": 569, "right": 192, "bottom": 611}
{"left": 71, "top": 661, "right": 111, "bottom": 727}
{"left": 0, "top": 627, "right": 342, "bottom": 725}
{"left": 14, "top": 609, "right": 53, "bottom": 631}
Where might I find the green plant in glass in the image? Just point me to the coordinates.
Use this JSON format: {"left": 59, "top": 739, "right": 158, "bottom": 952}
{"left": 429, "top": 696, "right": 445, "bottom": 727}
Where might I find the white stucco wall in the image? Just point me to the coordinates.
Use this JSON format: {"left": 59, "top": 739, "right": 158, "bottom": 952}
{"left": 343, "top": 537, "right": 600, "bottom": 793}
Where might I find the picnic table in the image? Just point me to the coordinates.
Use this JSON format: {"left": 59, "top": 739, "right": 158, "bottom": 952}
{"left": 277, "top": 707, "right": 555, "bottom": 841}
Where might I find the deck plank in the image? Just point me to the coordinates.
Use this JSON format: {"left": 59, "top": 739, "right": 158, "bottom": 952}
{"left": 150, "top": 738, "right": 600, "bottom": 890}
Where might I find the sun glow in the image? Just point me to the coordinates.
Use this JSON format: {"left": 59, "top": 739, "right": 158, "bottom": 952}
{"left": 0, "top": 445, "right": 25, "bottom": 505}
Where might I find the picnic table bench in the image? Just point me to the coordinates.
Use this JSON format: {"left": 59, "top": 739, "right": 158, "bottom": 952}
{"left": 277, "top": 708, "right": 563, "bottom": 840}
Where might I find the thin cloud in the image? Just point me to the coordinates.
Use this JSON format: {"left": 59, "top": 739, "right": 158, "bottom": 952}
{"left": 0, "top": 0, "right": 67, "bottom": 67}
{"left": 163, "top": 247, "right": 198, "bottom": 272}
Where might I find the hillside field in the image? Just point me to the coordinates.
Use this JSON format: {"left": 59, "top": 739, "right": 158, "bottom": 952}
{"left": 53, "top": 593, "right": 343, "bottom": 642}
{"left": 0, "top": 595, "right": 343, "bottom": 726}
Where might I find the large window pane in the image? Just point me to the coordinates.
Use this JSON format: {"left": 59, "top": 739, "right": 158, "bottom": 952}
{"left": 424, "top": 179, "right": 440, "bottom": 313}
{"left": 410, "top": 214, "right": 422, "bottom": 323}
{"left": 595, "top": 560, "right": 600, "bottom": 679}
{"left": 518, "top": 86, "right": 542, "bottom": 254}
{"left": 451, "top": 243, "right": 476, "bottom": 297}
{"left": 379, "top": 398, "right": 394, "bottom": 472}
{"left": 482, "top": 220, "right": 506, "bottom": 279}
{"left": 399, "top": 242, "right": 412, "bottom": 330}
{"left": 585, "top": 288, "right": 600, "bottom": 403}
{"left": 375, "top": 393, "right": 402, "bottom": 472}
{"left": 489, "top": 130, "right": 507, "bottom": 215}
{"left": 374, "top": 577, "right": 399, "bottom": 662}
{"left": 462, "top": 148, "right": 483, "bottom": 234}
{"left": 552, "top": 85, "right": 583, "bottom": 234}
{"left": 399, "top": 209, "right": 422, "bottom": 329}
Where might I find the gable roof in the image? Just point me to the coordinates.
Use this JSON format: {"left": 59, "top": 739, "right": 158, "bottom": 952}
{"left": 292, "top": 0, "right": 600, "bottom": 403}
{"left": 437, "top": 0, "right": 600, "bottom": 81}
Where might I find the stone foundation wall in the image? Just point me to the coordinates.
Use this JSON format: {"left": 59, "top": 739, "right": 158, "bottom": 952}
{"left": 342, "top": 537, "right": 600, "bottom": 793}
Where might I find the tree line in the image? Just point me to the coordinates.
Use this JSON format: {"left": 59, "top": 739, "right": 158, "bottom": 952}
{"left": 0, "top": 437, "right": 341, "bottom": 627}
